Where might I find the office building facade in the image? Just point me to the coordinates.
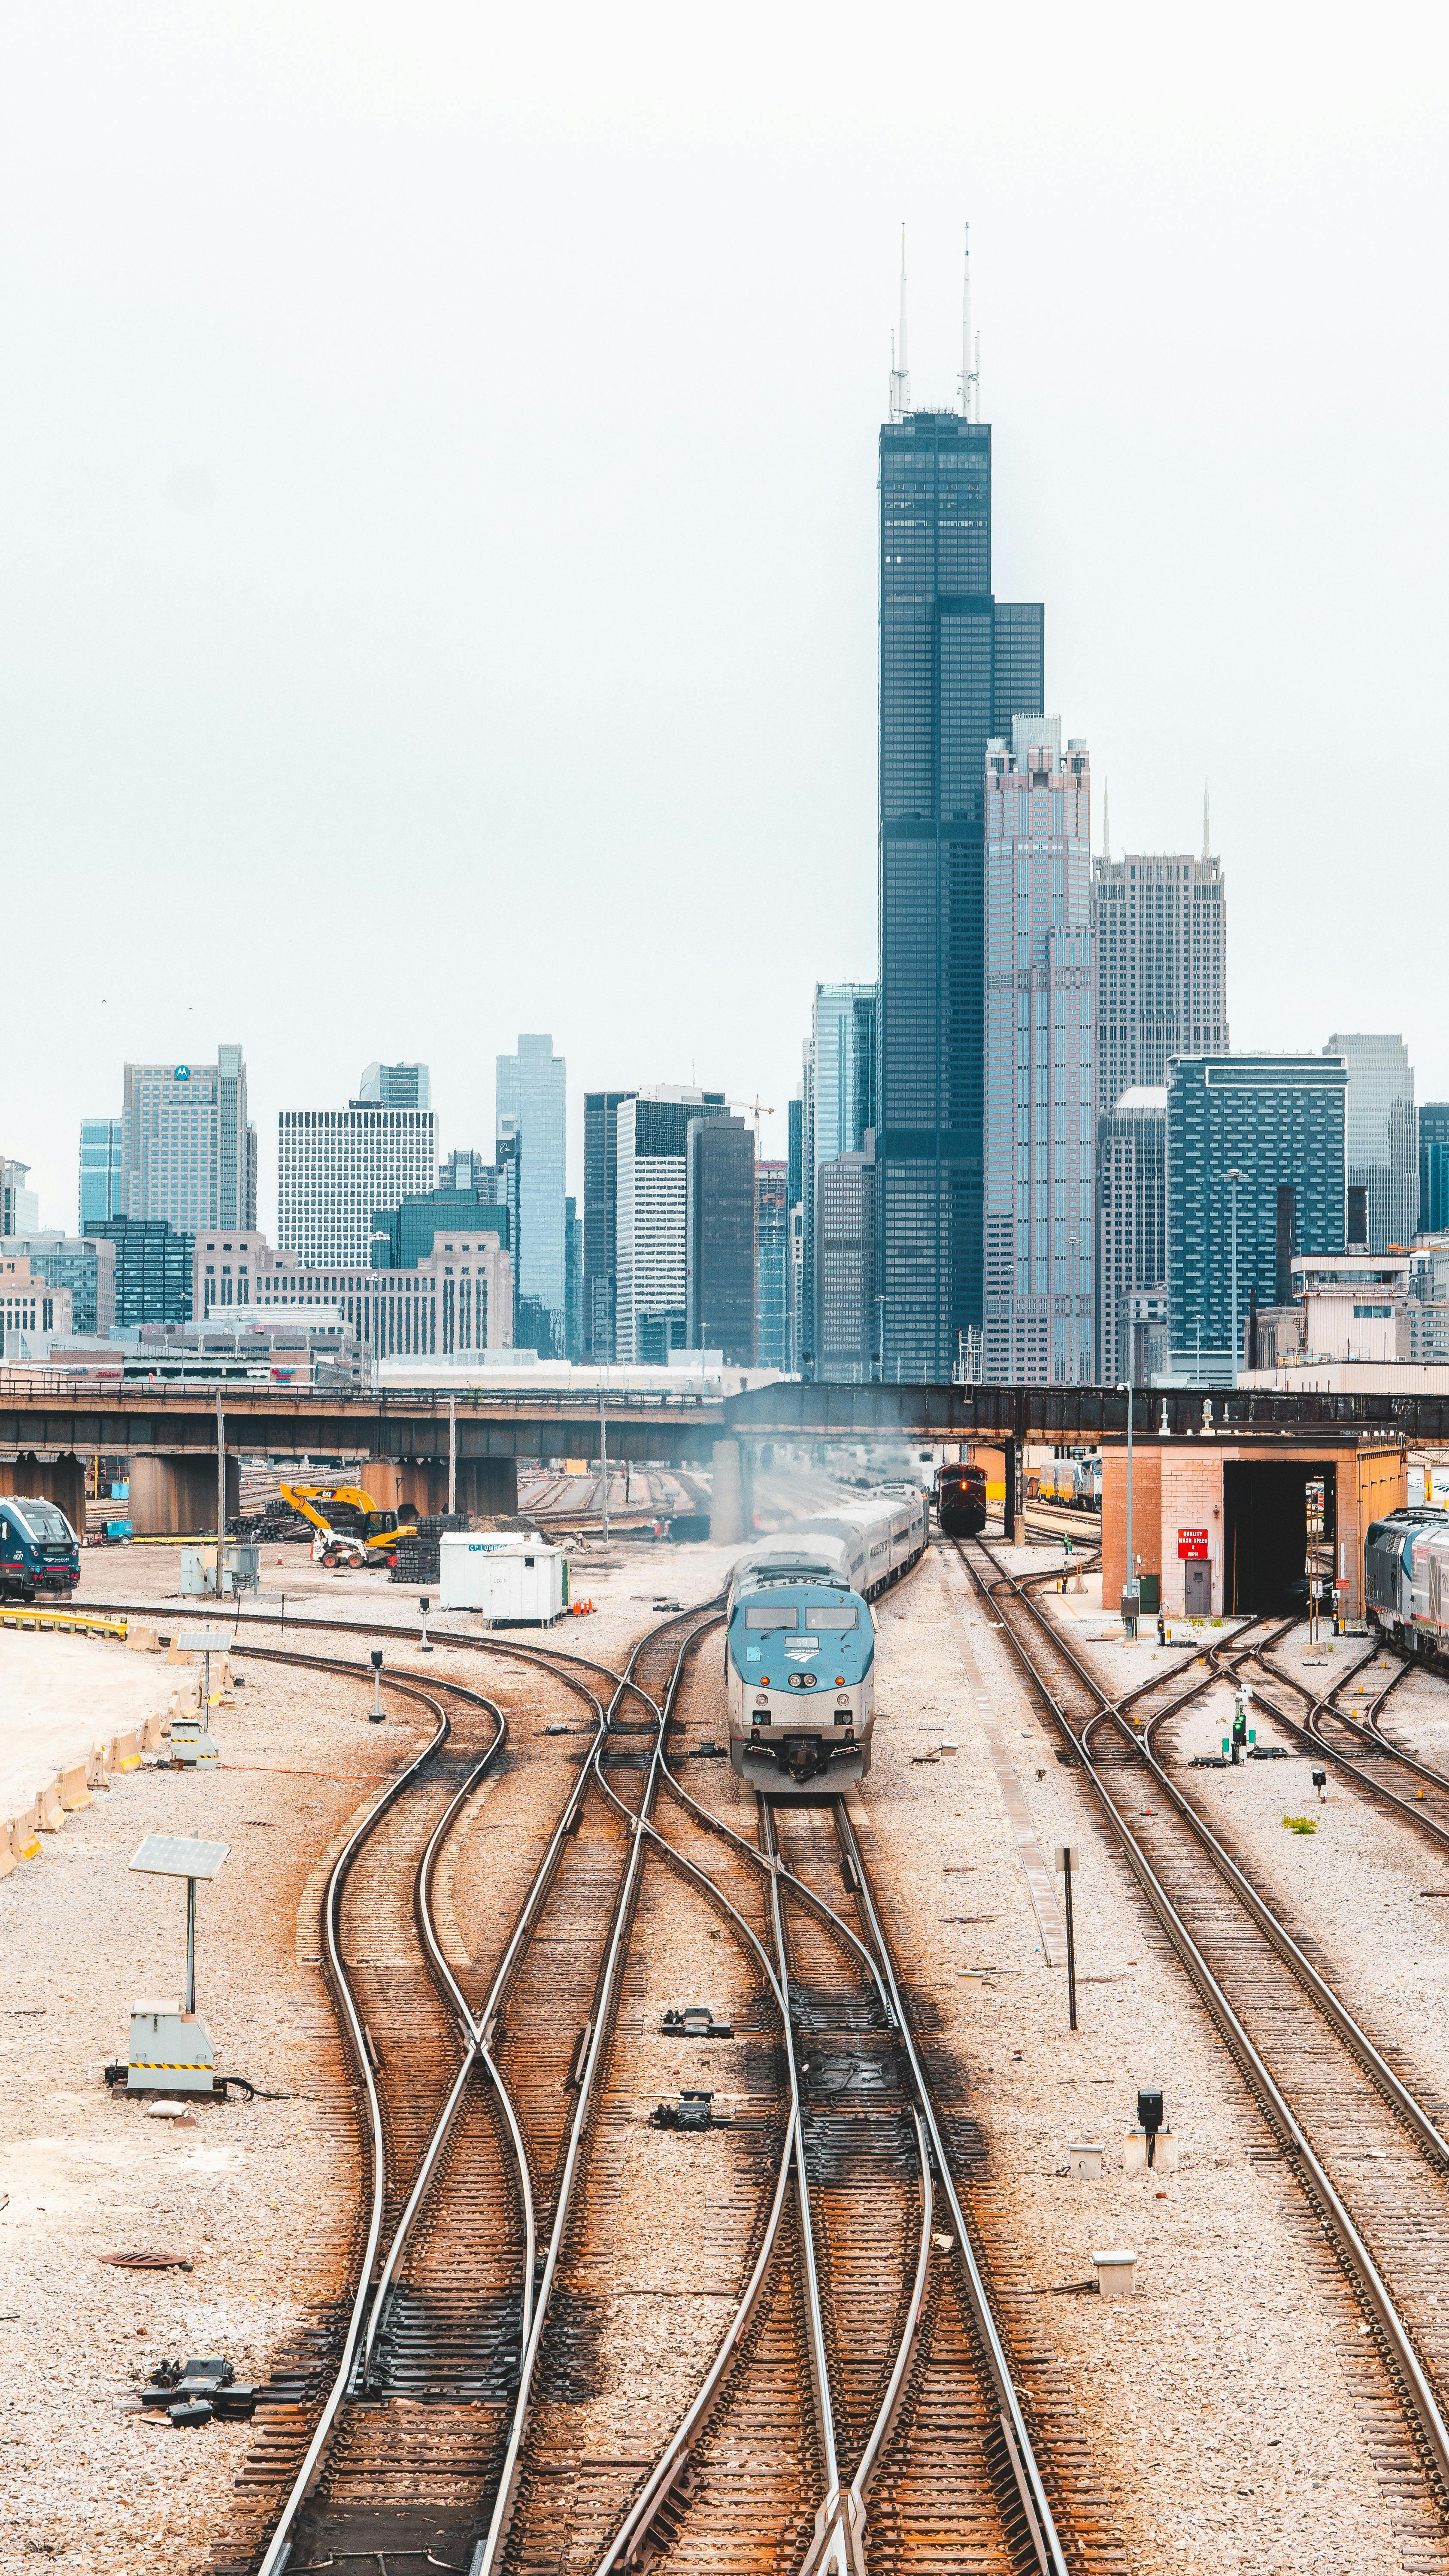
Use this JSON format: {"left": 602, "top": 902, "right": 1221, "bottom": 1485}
{"left": 614, "top": 1090, "right": 724, "bottom": 1363}
{"left": 982, "top": 719, "right": 1093, "bottom": 1384}
{"left": 79, "top": 1117, "right": 124, "bottom": 1230}
{"left": 876, "top": 403, "right": 1044, "bottom": 1377}
{"left": 1095, "top": 1089, "right": 1167, "bottom": 1385}
{"left": 582, "top": 1089, "right": 638, "bottom": 1363}
{"left": 1092, "top": 848, "right": 1228, "bottom": 1115}
{"left": 194, "top": 1227, "right": 511, "bottom": 1355}
{"left": 686, "top": 1113, "right": 755, "bottom": 1363}
{"left": 437, "top": 1148, "right": 498, "bottom": 1195}
{"left": 1325, "top": 1033, "right": 1417, "bottom": 1253}
{"left": 1421, "top": 1104, "right": 1449, "bottom": 1238}
{"left": 1, "top": 1233, "right": 116, "bottom": 1337}
{"left": 370, "top": 1185, "right": 510, "bottom": 1270}
{"left": 755, "top": 1161, "right": 790, "bottom": 1371}
{"left": 496, "top": 1036, "right": 567, "bottom": 1357}
{"left": 119, "top": 1044, "right": 255, "bottom": 1235}
{"left": 358, "top": 1061, "right": 431, "bottom": 1111}
{"left": 0, "top": 1258, "right": 73, "bottom": 1349}
{"left": 1, "top": 1160, "right": 39, "bottom": 1235}
{"left": 278, "top": 1103, "right": 435, "bottom": 1267}
{"left": 817, "top": 1154, "right": 877, "bottom": 1381}
{"left": 1166, "top": 1054, "right": 1347, "bottom": 1380}
{"left": 804, "top": 983, "right": 876, "bottom": 1369}
{"left": 85, "top": 1214, "right": 194, "bottom": 1329}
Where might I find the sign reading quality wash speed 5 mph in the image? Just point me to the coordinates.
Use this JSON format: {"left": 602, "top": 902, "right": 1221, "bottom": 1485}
{"left": 1178, "top": 1528, "right": 1210, "bottom": 1560}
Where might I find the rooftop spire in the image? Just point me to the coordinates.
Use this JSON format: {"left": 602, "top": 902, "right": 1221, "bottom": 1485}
{"left": 959, "top": 222, "right": 980, "bottom": 422}
{"left": 888, "top": 226, "right": 911, "bottom": 421}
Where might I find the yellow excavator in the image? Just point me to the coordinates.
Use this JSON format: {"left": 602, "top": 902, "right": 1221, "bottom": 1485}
{"left": 279, "top": 1481, "right": 418, "bottom": 1572}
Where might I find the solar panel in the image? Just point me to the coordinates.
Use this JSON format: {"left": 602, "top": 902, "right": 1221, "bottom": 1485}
{"left": 129, "top": 1834, "right": 230, "bottom": 1880}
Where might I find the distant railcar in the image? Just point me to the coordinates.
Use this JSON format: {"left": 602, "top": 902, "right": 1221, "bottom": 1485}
{"left": 937, "top": 1462, "right": 988, "bottom": 1536}
{"left": 1365, "top": 1507, "right": 1449, "bottom": 1650}
{"left": 0, "top": 1495, "right": 81, "bottom": 1601}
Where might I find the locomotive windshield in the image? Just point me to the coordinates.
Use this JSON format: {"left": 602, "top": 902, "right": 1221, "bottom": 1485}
{"left": 10, "top": 1500, "right": 74, "bottom": 1545}
{"left": 745, "top": 1606, "right": 798, "bottom": 1629}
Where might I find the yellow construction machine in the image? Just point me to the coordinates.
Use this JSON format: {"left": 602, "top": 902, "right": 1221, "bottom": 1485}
{"left": 279, "top": 1482, "right": 418, "bottom": 1571}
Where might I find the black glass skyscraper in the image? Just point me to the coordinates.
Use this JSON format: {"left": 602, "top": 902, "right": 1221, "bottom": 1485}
{"left": 876, "top": 410, "right": 1043, "bottom": 1376}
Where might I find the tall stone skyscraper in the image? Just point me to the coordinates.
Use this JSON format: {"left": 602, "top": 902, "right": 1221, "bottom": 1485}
{"left": 982, "top": 719, "right": 1093, "bottom": 1383}
{"left": 875, "top": 245, "right": 1044, "bottom": 1376}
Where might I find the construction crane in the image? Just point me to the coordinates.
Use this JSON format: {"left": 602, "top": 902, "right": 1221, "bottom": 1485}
{"left": 726, "top": 1096, "right": 776, "bottom": 1147}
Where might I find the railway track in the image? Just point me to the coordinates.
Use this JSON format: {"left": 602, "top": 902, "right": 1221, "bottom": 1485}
{"left": 953, "top": 1532, "right": 1449, "bottom": 2556}
{"left": 112, "top": 1586, "right": 1091, "bottom": 2574}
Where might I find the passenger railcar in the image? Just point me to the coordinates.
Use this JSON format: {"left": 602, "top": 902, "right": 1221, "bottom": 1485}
{"left": 1365, "top": 1507, "right": 1449, "bottom": 1652}
{"left": 937, "top": 1461, "right": 988, "bottom": 1536}
{"left": 0, "top": 1495, "right": 81, "bottom": 1601}
{"left": 724, "top": 1487, "right": 928, "bottom": 1794}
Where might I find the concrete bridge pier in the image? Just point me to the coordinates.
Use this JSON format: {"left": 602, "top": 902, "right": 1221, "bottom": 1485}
{"left": 129, "top": 1455, "right": 239, "bottom": 1537}
{"left": 710, "top": 1440, "right": 747, "bottom": 1546}
{"left": 0, "top": 1452, "right": 88, "bottom": 1533}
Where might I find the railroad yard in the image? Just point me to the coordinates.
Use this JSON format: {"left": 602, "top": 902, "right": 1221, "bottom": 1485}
{"left": 8, "top": 1520, "right": 1449, "bottom": 2574}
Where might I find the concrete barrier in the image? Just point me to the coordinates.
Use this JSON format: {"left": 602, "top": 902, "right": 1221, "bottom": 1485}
{"left": 125, "top": 1625, "right": 161, "bottom": 1655}
{"left": 57, "top": 1764, "right": 93, "bottom": 1813}
{"left": 36, "top": 1782, "right": 65, "bottom": 1832}
{"left": 110, "top": 1728, "right": 143, "bottom": 1772}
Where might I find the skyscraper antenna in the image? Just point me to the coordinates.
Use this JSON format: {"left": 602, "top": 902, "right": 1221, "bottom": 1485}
{"left": 889, "top": 226, "right": 910, "bottom": 421}
{"left": 960, "top": 223, "right": 980, "bottom": 421}
{"left": 1102, "top": 783, "right": 1111, "bottom": 863}
{"left": 1203, "top": 778, "right": 1210, "bottom": 861}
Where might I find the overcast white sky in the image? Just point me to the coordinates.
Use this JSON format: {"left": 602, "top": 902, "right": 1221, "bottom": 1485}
{"left": 3, "top": 3, "right": 1445, "bottom": 1234}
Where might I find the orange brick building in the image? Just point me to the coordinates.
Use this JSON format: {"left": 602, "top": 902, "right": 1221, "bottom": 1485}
{"left": 1102, "top": 1437, "right": 1405, "bottom": 1618}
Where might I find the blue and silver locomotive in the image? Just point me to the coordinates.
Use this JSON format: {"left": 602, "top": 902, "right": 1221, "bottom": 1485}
{"left": 724, "top": 1488, "right": 928, "bottom": 1793}
{"left": 0, "top": 1495, "right": 82, "bottom": 1601}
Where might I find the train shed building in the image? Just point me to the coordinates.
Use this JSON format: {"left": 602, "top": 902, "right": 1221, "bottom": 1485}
{"left": 1102, "top": 1434, "right": 1405, "bottom": 1620}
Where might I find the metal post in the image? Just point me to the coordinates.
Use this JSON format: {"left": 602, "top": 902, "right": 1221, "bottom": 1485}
{"left": 448, "top": 1393, "right": 457, "bottom": 1516}
{"left": 599, "top": 1381, "right": 610, "bottom": 1542}
{"left": 215, "top": 1392, "right": 225, "bottom": 1599}
{"left": 1117, "top": 1379, "right": 1137, "bottom": 1633}
{"left": 185, "top": 1875, "right": 197, "bottom": 2016}
{"left": 1063, "top": 1855, "right": 1077, "bottom": 2031}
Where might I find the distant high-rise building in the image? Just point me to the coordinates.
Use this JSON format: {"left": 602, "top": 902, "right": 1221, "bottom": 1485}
{"left": 1092, "top": 841, "right": 1228, "bottom": 1117}
{"left": 358, "top": 1061, "right": 431, "bottom": 1111}
{"left": 85, "top": 1214, "right": 194, "bottom": 1329}
{"left": 755, "top": 1162, "right": 790, "bottom": 1371}
{"left": 804, "top": 984, "right": 876, "bottom": 1366}
{"left": 614, "top": 1089, "right": 724, "bottom": 1364}
{"left": 1325, "top": 1033, "right": 1417, "bottom": 1253}
{"left": 438, "top": 1147, "right": 499, "bottom": 1195}
{"left": 786, "top": 1091, "right": 806, "bottom": 1372}
{"left": 817, "top": 1154, "right": 877, "bottom": 1381}
{"left": 120, "top": 1045, "right": 255, "bottom": 1234}
{"left": 982, "top": 719, "right": 1093, "bottom": 1385}
{"left": 370, "top": 1184, "right": 510, "bottom": 1270}
{"left": 496, "top": 1036, "right": 567, "bottom": 1356}
{"left": 686, "top": 1114, "right": 755, "bottom": 1364}
{"left": 1167, "top": 1054, "right": 1347, "bottom": 1381}
{"left": 79, "top": 1117, "right": 124, "bottom": 1230}
{"left": 565, "top": 1197, "right": 583, "bottom": 1362}
{"left": 583, "top": 1090, "right": 637, "bottom": 1362}
{"left": 876, "top": 301, "right": 1046, "bottom": 1375}
{"left": 1, "top": 1159, "right": 39, "bottom": 1235}
{"left": 1, "top": 1233, "right": 115, "bottom": 1337}
{"left": 1420, "top": 1105, "right": 1449, "bottom": 1238}
{"left": 1095, "top": 1090, "right": 1167, "bottom": 1386}
{"left": 278, "top": 1103, "right": 435, "bottom": 1266}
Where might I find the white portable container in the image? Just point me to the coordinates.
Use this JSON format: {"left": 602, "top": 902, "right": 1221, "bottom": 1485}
{"left": 439, "top": 1535, "right": 567, "bottom": 1623}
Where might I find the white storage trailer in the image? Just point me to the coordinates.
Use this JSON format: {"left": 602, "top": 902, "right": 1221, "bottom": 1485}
{"left": 439, "top": 1536, "right": 568, "bottom": 1624}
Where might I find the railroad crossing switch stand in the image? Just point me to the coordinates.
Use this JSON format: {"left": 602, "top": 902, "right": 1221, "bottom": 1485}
{"left": 111, "top": 1831, "right": 230, "bottom": 2096}
{"left": 661, "top": 2005, "right": 734, "bottom": 2039}
{"left": 650, "top": 2090, "right": 732, "bottom": 2131}
{"left": 1124, "top": 2085, "right": 1177, "bottom": 2173}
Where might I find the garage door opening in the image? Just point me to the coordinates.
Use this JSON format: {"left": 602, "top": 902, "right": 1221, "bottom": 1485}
{"left": 1223, "top": 1460, "right": 1336, "bottom": 1615}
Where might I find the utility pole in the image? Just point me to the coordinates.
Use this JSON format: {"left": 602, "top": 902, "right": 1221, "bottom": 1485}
{"left": 1116, "top": 1379, "right": 1137, "bottom": 1634}
{"left": 215, "top": 1393, "right": 225, "bottom": 1601}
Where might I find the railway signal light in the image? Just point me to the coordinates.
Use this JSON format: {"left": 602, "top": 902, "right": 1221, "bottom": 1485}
{"left": 418, "top": 1595, "right": 433, "bottom": 1654}
{"left": 369, "top": 1647, "right": 385, "bottom": 1722}
{"left": 1313, "top": 1767, "right": 1328, "bottom": 1803}
{"left": 1137, "top": 2087, "right": 1164, "bottom": 2169}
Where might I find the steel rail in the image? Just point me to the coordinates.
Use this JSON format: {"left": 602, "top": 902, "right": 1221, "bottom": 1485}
{"left": 470, "top": 1608, "right": 721, "bottom": 2576}
{"left": 1237, "top": 1636, "right": 1449, "bottom": 1848}
{"left": 957, "top": 1535, "right": 1449, "bottom": 2497}
{"left": 758, "top": 1795, "right": 853, "bottom": 2576}
{"left": 255, "top": 1670, "right": 455, "bottom": 2576}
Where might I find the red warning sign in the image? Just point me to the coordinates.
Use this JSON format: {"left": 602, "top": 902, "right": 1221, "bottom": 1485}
{"left": 1178, "top": 1528, "right": 1210, "bottom": 1559}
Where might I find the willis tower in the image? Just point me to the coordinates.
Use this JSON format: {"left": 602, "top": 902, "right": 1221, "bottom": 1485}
{"left": 875, "top": 231, "right": 1044, "bottom": 1377}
